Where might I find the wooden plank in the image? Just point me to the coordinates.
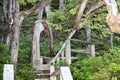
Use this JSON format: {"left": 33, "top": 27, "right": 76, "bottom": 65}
{"left": 61, "top": 50, "right": 65, "bottom": 60}
{"left": 50, "top": 65, "right": 56, "bottom": 80}
{"left": 36, "top": 64, "right": 50, "bottom": 70}
{"left": 50, "top": 68, "right": 60, "bottom": 76}
{"left": 70, "top": 39, "right": 91, "bottom": 44}
{"left": 71, "top": 49, "right": 90, "bottom": 53}
{"left": 59, "top": 57, "right": 78, "bottom": 60}
{"left": 90, "top": 44, "right": 95, "bottom": 57}
{"left": 3, "top": 64, "right": 14, "bottom": 80}
{"left": 35, "top": 78, "right": 48, "bottom": 80}
{"left": 65, "top": 39, "right": 71, "bottom": 65}
{"left": 50, "top": 42, "right": 67, "bottom": 63}
{"left": 60, "top": 67, "right": 73, "bottom": 80}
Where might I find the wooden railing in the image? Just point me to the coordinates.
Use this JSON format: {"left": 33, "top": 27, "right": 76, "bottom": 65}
{"left": 3, "top": 64, "right": 14, "bottom": 80}
{"left": 50, "top": 29, "right": 77, "bottom": 65}
{"left": 50, "top": 66, "right": 73, "bottom": 80}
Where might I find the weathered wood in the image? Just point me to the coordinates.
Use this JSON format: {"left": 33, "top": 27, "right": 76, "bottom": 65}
{"left": 50, "top": 29, "right": 77, "bottom": 63}
{"left": 65, "top": 39, "right": 71, "bottom": 65}
{"left": 110, "top": 34, "right": 113, "bottom": 48}
{"left": 36, "top": 64, "right": 50, "bottom": 71}
{"left": 3, "top": 64, "right": 14, "bottom": 80}
{"left": 90, "top": 44, "right": 95, "bottom": 56}
{"left": 71, "top": 49, "right": 89, "bottom": 53}
{"left": 86, "top": 28, "right": 91, "bottom": 51}
{"left": 45, "top": 5, "right": 51, "bottom": 18}
{"left": 51, "top": 68, "right": 60, "bottom": 76}
{"left": 35, "top": 78, "right": 49, "bottom": 80}
{"left": 61, "top": 50, "right": 65, "bottom": 60}
{"left": 50, "top": 65, "right": 56, "bottom": 80}
{"left": 59, "top": 57, "right": 78, "bottom": 60}
{"left": 32, "top": 20, "right": 44, "bottom": 67}
{"left": 70, "top": 39, "right": 91, "bottom": 44}
{"left": 60, "top": 67, "right": 73, "bottom": 80}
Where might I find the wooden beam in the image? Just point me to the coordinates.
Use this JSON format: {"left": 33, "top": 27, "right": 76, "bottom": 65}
{"left": 70, "top": 39, "right": 92, "bottom": 44}
{"left": 71, "top": 49, "right": 90, "bottom": 54}
{"left": 50, "top": 65, "right": 56, "bottom": 80}
{"left": 65, "top": 39, "right": 71, "bottom": 65}
{"left": 90, "top": 44, "right": 95, "bottom": 56}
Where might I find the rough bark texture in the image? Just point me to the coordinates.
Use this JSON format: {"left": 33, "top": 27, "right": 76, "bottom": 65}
{"left": 1, "top": 0, "right": 10, "bottom": 44}
{"left": 11, "top": 13, "right": 24, "bottom": 66}
{"left": 42, "top": 21, "right": 55, "bottom": 56}
{"left": 74, "top": 0, "right": 88, "bottom": 30}
{"left": 32, "top": 20, "right": 44, "bottom": 66}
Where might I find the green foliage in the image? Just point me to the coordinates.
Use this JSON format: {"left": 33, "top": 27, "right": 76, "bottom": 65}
{"left": 48, "top": 10, "right": 66, "bottom": 23}
{"left": 15, "top": 64, "right": 36, "bottom": 80}
{"left": 18, "top": 0, "right": 38, "bottom": 5}
{"left": 70, "top": 48, "right": 120, "bottom": 80}
{"left": 0, "top": 44, "right": 11, "bottom": 80}
{"left": 16, "top": 27, "right": 36, "bottom": 79}
{"left": 54, "top": 59, "right": 66, "bottom": 67}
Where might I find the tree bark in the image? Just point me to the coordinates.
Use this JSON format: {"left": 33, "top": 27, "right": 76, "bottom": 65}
{"left": 10, "top": 0, "right": 53, "bottom": 67}
{"left": 74, "top": 0, "right": 88, "bottom": 30}
{"left": 32, "top": 20, "right": 44, "bottom": 67}
{"left": 11, "top": 13, "right": 24, "bottom": 67}
{"left": 1, "top": 0, "right": 10, "bottom": 44}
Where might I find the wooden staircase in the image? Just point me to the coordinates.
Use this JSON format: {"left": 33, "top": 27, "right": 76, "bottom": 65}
{"left": 34, "top": 27, "right": 96, "bottom": 80}
{"left": 34, "top": 64, "right": 50, "bottom": 80}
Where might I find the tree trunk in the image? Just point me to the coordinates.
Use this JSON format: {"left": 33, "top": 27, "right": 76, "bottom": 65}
{"left": 10, "top": 13, "right": 24, "bottom": 67}
{"left": 32, "top": 20, "right": 44, "bottom": 67}
{"left": 74, "top": 0, "right": 88, "bottom": 30}
{"left": 10, "top": 0, "right": 53, "bottom": 67}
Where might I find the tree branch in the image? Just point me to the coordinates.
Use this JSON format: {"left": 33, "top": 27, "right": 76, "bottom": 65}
{"left": 20, "top": 0, "right": 52, "bottom": 17}
{"left": 86, "top": 1, "right": 105, "bottom": 15}
{"left": 74, "top": 0, "right": 88, "bottom": 30}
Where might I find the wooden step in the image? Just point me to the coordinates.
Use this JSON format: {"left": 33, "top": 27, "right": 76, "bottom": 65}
{"left": 35, "top": 78, "right": 49, "bottom": 80}
{"left": 36, "top": 64, "right": 50, "bottom": 71}
{"left": 37, "top": 72, "right": 50, "bottom": 76}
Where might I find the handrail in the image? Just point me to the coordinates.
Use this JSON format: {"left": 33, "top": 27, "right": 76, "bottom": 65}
{"left": 50, "top": 29, "right": 76, "bottom": 63}
{"left": 50, "top": 26, "right": 84, "bottom": 64}
{"left": 50, "top": 66, "right": 73, "bottom": 80}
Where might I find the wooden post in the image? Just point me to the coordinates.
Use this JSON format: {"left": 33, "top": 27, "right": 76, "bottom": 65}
{"left": 50, "top": 65, "right": 56, "bottom": 80}
{"left": 110, "top": 34, "right": 113, "bottom": 48}
{"left": 32, "top": 20, "right": 44, "bottom": 67}
{"left": 61, "top": 50, "right": 64, "bottom": 60}
{"left": 90, "top": 44, "right": 95, "bottom": 57}
{"left": 60, "top": 67, "right": 73, "bottom": 80}
{"left": 60, "top": 74, "right": 63, "bottom": 80}
{"left": 65, "top": 39, "right": 71, "bottom": 65}
{"left": 86, "top": 27, "right": 91, "bottom": 52}
{"left": 3, "top": 64, "right": 14, "bottom": 80}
